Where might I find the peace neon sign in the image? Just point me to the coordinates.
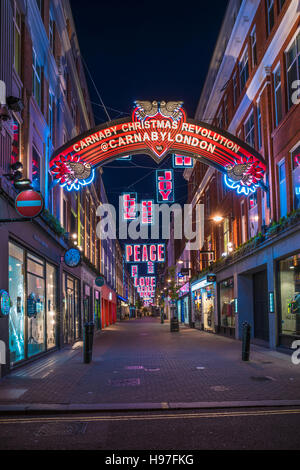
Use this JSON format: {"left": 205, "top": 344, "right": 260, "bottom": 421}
{"left": 50, "top": 101, "right": 267, "bottom": 195}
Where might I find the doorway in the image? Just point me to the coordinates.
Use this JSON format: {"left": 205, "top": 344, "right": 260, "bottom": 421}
{"left": 253, "top": 270, "right": 269, "bottom": 341}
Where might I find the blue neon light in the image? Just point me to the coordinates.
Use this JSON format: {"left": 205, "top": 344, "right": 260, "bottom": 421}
{"left": 61, "top": 169, "right": 95, "bottom": 192}
{"left": 224, "top": 175, "right": 258, "bottom": 196}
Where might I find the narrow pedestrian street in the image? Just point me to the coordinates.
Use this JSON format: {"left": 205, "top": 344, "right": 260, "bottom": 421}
{"left": 1, "top": 317, "right": 300, "bottom": 408}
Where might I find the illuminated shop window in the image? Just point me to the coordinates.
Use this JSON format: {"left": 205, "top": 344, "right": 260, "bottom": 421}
{"left": 291, "top": 144, "right": 300, "bottom": 210}
{"left": 278, "top": 159, "right": 287, "bottom": 217}
{"left": 279, "top": 254, "right": 300, "bottom": 337}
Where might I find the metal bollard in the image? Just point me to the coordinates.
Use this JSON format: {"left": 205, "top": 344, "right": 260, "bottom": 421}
{"left": 170, "top": 317, "right": 179, "bottom": 332}
{"left": 242, "top": 321, "right": 251, "bottom": 361}
{"left": 83, "top": 321, "right": 95, "bottom": 364}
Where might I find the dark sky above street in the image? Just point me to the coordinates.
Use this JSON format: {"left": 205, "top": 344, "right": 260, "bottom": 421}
{"left": 71, "top": 0, "right": 228, "bottom": 209}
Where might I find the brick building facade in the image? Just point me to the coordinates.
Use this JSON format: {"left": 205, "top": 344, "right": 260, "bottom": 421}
{"left": 183, "top": 0, "right": 300, "bottom": 349}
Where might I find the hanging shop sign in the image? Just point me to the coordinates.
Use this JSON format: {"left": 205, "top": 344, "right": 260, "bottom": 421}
{"left": 147, "top": 261, "right": 155, "bottom": 274}
{"left": 131, "top": 265, "right": 138, "bottom": 277}
{"left": 0, "top": 290, "right": 10, "bottom": 316}
{"left": 64, "top": 248, "right": 81, "bottom": 268}
{"left": 50, "top": 101, "right": 267, "bottom": 196}
{"left": 141, "top": 200, "right": 154, "bottom": 224}
{"left": 95, "top": 274, "right": 105, "bottom": 287}
{"left": 156, "top": 169, "right": 174, "bottom": 203}
{"left": 173, "top": 154, "right": 194, "bottom": 168}
{"left": 122, "top": 192, "right": 137, "bottom": 220}
{"left": 15, "top": 190, "right": 44, "bottom": 218}
{"left": 125, "top": 243, "right": 165, "bottom": 263}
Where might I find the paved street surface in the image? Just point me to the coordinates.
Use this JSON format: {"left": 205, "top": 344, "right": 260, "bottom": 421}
{"left": 1, "top": 317, "right": 300, "bottom": 408}
{"left": 0, "top": 408, "right": 300, "bottom": 450}
{"left": 1, "top": 318, "right": 300, "bottom": 450}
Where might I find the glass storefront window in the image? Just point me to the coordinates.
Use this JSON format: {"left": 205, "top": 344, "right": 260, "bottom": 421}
{"left": 279, "top": 254, "right": 300, "bottom": 337}
{"left": 63, "top": 273, "right": 81, "bottom": 344}
{"left": 46, "top": 263, "right": 57, "bottom": 349}
{"left": 219, "top": 278, "right": 235, "bottom": 329}
{"left": 291, "top": 145, "right": 300, "bottom": 210}
{"left": 9, "top": 242, "right": 25, "bottom": 364}
{"left": 8, "top": 242, "right": 58, "bottom": 364}
{"left": 27, "top": 254, "right": 45, "bottom": 357}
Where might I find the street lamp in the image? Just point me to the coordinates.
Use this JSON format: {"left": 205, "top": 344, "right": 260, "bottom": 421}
{"left": 212, "top": 215, "right": 223, "bottom": 223}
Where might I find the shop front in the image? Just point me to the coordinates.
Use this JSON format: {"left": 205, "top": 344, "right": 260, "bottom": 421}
{"left": 62, "top": 272, "right": 81, "bottom": 345}
{"left": 94, "top": 289, "right": 101, "bottom": 330}
{"left": 177, "top": 282, "right": 190, "bottom": 325}
{"left": 218, "top": 277, "right": 236, "bottom": 337}
{"left": 8, "top": 241, "right": 58, "bottom": 366}
{"left": 278, "top": 252, "right": 300, "bottom": 348}
{"left": 117, "top": 295, "right": 130, "bottom": 320}
{"left": 101, "top": 285, "right": 117, "bottom": 327}
{"left": 191, "top": 275, "right": 216, "bottom": 332}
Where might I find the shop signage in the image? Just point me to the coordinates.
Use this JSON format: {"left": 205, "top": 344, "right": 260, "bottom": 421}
{"left": 156, "top": 169, "right": 174, "bottom": 203}
{"left": 269, "top": 292, "right": 275, "bottom": 314}
{"left": 131, "top": 265, "right": 138, "bottom": 277}
{"left": 95, "top": 275, "right": 105, "bottom": 287}
{"left": 64, "top": 248, "right": 81, "bottom": 268}
{"left": 125, "top": 244, "right": 165, "bottom": 263}
{"left": 15, "top": 190, "right": 44, "bottom": 218}
{"left": 0, "top": 290, "right": 10, "bottom": 316}
{"left": 141, "top": 200, "right": 154, "bottom": 224}
{"left": 122, "top": 192, "right": 137, "bottom": 220}
{"left": 173, "top": 154, "right": 194, "bottom": 168}
{"left": 207, "top": 274, "right": 216, "bottom": 283}
{"left": 178, "top": 282, "right": 190, "bottom": 297}
{"left": 147, "top": 262, "right": 154, "bottom": 274}
{"left": 50, "top": 101, "right": 267, "bottom": 196}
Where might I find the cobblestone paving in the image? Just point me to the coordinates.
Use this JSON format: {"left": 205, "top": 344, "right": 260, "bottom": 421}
{"left": 1, "top": 318, "right": 300, "bottom": 405}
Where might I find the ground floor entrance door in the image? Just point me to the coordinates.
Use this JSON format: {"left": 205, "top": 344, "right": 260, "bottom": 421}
{"left": 253, "top": 270, "right": 269, "bottom": 341}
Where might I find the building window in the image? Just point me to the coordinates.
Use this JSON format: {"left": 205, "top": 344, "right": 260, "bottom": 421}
{"left": 47, "top": 172, "right": 53, "bottom": 212}
{"left": 32, "top": 147, "right": 41, "bottom": 191}
{"left": 35, "top": 0, "right": 43, "bottom": 17}
{"left": 274, "top": 64, "right": 282, "bottom": 126}
{"left": 224, "top": 95, "right": 228, "bottom": 128}
{"left": 233, "top": 72, "right": 238, "bottom": 107}
{"left": 217, "top": 108, "right": 223, "bottom": 129}
{"left": 13, "top": 1, "right": 21, "bottom": 76}
{"left": 223, "top": 217, "right": 230, "bottom": 254}
{"left": 49, "top": 11, "right": 55, "bottom": 55}
{"left": 32, "top": 49, "right": 41, "bottom": 107}
{"left": 244, "top": 111, "right": 255, "bottom": 148}
{"left": 286, "top": 32, "right": 300, "bottom": 110}
{"left": 48, "top": 92, "right": 54, "bottom": 141}
{"left": 257, "top": 101, "right": 262, "bottom": 149}
{"left": 249, "top": 192, "right": 258, "bottom": 237}
{"left": 219, "top": 278, "right": 235, "bottom": 329}
{"left": 291, "top": 144, "right": 300, "bottom": 210}
{"left": 249, "top": 192, "right": 257, "bottom": 209}
{"left": 278, "top": 253, "right": 300, "bottom": 338}
{"left": 63, "top": 198, "right": 68, "bottom": 231}
{"left": 250, "top": 26, "right": 257, "bottom": 68}
{"left": 9, "top": 242, "right": 58, "bottom": 365}
{"left": 266, "top": 0, "right": 274, "bottom": 36}
{"left": 278, "top": 159, "right": 287, "bottom": 217}
{"left": 239, "top": 48, "right": 249, "bottom": 92}
{"left": 278, "top": 0, "right": 286, "bottom": 12}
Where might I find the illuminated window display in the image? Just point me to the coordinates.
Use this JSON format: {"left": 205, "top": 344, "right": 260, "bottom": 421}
{"left": 279, "top": 254, "right": 300, "bottom": 339}
{"left": 219, "top": 278, "right": 235, "bottom": 330}
{"left": 62, "top": 273, "right": 81, "bottom": 344}
{"left": 191, "top": 277, "right": 216, "bottom": 332}
{"left": 8, "top": 242, "right": 58, "bottom": 365}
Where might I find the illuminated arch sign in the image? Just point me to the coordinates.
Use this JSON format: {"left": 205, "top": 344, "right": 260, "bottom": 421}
{"left": 50, "top": 101, "right": 267, "bottom": 195}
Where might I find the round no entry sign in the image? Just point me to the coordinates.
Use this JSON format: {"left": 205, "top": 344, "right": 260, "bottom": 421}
{"left": 15, "top": 190, "right": 44, "bottom": 218}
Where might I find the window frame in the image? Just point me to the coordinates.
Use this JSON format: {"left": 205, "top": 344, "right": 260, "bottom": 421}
{"left": 266, "top": 0, "right": 275, "bottom": 36}
{"left": 244, "top": 110, "right": 255, "bottom": 148}
{"left": 250, "top": 26, "right": 257, "bottom": 69}
{"left": 239, "top": 47, "right": 249, "bottom": 92}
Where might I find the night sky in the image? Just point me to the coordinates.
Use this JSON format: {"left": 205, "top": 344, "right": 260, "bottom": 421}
{"left": 70, "top": 0, "right": 228, "bottom": 209}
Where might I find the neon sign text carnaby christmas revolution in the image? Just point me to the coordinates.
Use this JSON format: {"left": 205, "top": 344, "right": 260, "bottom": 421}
{"left": 50, "top": 101, "right": 267, "bottom": 196}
